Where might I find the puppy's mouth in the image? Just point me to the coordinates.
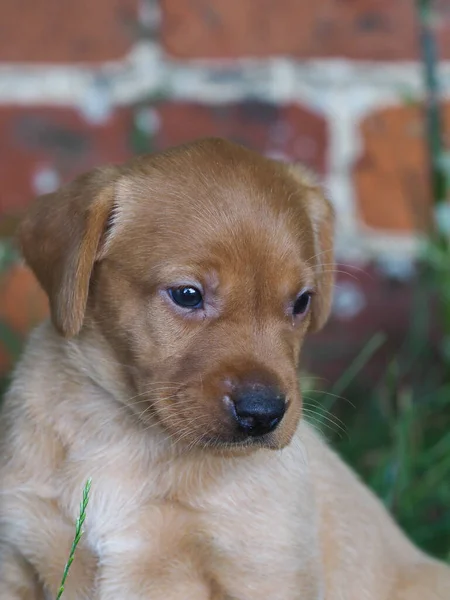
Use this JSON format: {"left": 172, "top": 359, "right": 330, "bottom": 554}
{"left": 196, "top": 431, "right": 282, "bottom": 452}
{"left": 164, "top": 411, "right": 285, "bottom": 453}
{"left": 152, "top": 405, "right": 281, "bottom": 451}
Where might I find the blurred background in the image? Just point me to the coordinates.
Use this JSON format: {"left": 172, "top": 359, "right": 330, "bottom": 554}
{"left": 0, "top": 0, "right": 449, "bottom": 560}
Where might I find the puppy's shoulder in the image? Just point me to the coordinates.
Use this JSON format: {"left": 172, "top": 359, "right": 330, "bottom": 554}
{"left": 0, "top": 321, "right": 71, "bottom": 478}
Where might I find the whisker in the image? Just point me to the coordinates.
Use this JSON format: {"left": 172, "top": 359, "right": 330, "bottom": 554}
{"left": 303, "top": 248, "right": 334, "bottom": 266}
{"left": 320, "top": 269, "right": 360, "bottom": 281}
{"left": 316, "top": 390, "right": 355, "bottom": 409}
{"left": 301, "top": 404, "right": 347, "bottom": 438}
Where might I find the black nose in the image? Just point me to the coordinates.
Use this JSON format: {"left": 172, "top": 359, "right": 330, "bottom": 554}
{"left": 232, "top": 386, "right": 286, "bottom": 437}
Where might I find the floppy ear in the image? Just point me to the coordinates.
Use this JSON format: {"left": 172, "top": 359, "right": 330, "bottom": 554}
{"left": 18, "top": 166, "right": 120, "bottom": 338}
{"left": 285, "top": 164, "right": 335, "bottom": 332}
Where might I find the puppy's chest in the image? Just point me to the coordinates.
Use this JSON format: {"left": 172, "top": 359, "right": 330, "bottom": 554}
{"left": 82, "top": 457, "right": 297, "bottom": 554}
{"left": 64, "top": 450, "right": 322, "bottom": 599}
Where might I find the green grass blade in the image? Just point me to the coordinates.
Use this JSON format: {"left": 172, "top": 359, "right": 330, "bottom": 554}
{"left": 331, "top": 332, "right": 386, "bottom": 399}
{"left": 56, "top": 479, "right": 92, "bottom": 600}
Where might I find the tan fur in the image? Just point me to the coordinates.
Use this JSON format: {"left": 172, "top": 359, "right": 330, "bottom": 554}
{"left": 0, "top": 138, "right": 448, "bottom": 600}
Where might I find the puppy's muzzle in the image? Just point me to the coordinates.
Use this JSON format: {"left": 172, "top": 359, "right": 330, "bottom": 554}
{"left": 229, "top": 385, "right": 286, "bottom": 437}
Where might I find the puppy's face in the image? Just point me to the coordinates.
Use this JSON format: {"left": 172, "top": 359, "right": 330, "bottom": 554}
{"left": 19, "top": 139, "right": 334, "bottom": 451}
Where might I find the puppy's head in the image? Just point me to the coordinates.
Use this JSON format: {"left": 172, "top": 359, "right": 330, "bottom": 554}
{"left": 19, "top": 139, "right": 334, "bottom": 451}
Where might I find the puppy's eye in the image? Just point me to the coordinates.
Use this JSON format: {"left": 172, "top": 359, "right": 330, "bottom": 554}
{"left": 293, "top": 291, "right": 311, "bottom": 317}
{"left": 169, "top": 286, "right": 203, "bottom": 309}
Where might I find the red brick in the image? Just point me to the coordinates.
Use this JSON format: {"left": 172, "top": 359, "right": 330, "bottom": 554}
{"left": 161, "top": 0, "right": 450, "bottom": 61}
{"left": 0, "top": 264, "right": 49, "bottom": 374}
{"left": 0, "top": 0, "right": 137, "bottom": 63}
{"left": 0, "top": 106, "right": 134, "bottom": 216}
{"left": 353, "top": 102, "right": 450, "bottom": 232}
{"left": 0, "top": 264, "right": 48, "bottom": 335}
{"left": 156, "top": 102, "right": 328, "bottom": 174}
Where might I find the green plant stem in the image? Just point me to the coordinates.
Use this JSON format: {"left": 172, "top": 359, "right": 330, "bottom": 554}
{"left": 330, "top": 332, "right": 386, "bottom": 400}
{"left": 56, "top": 479, "right": 92, "bottom": 600}
{"left": 417, "top": 0, "right": 447, "bottom": 209}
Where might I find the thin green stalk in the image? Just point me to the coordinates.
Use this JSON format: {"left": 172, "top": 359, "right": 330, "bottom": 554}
{"left": 416, "top": 0, "right": 450, "bottom": 343}
{"left": 330, "top": 332, "right": 386, "bottom": 400}
{"left": 386, "top": 389, "right": 415, "bottom": 514}
{"left": 417, "top": 0, "right": 447, "bottom": 208}
{"left": 312, "top": 332, "right": 386, "bottom": 428}
{"left": 56, "top": 479, "right": 92, "bottom": 600}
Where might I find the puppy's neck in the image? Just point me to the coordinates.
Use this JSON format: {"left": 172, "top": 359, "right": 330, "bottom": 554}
{"left": 65, "top": 322, "right": 137, "bottom": 405}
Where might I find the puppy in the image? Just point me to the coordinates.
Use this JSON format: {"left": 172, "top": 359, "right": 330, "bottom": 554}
{"left": 0, "top": 138, "right": 449, "bottom": 600}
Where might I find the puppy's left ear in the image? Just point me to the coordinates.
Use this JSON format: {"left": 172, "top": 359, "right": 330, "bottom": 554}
{"left": 18, "top": 166, "right": 121, "bottom": 338}
{"left": 285, "top": 164, "right": 335, "bottom": 332}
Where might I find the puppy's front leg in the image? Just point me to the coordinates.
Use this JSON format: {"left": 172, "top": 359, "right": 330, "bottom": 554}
{"left": 97, "top": 560, "right": 214, "bottom": 600}
{"left": 94, "top": 507, "right": 217, "bottom": 600}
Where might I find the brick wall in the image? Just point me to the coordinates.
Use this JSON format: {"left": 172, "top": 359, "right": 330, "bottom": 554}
{"left": 1, "top": 0, "right": 449, "bottom": 379}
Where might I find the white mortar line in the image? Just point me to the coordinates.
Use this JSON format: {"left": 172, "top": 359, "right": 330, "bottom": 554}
{"left": 0, "top": 42, "right": 449, "bottom": 107}
{"left": 0, "top": 40, "right": 447, "bottom": 263}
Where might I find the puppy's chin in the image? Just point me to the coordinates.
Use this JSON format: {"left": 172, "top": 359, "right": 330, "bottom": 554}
{"left": 198, "top": 431, "right": 294, "bottom": 454}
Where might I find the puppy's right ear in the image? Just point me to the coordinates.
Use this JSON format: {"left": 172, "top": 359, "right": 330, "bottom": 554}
{"left": 18, "top": 166, "right": 120, "bottom": 338}
{"left": 284, "top": 164, "right": 335, "bottom": 333}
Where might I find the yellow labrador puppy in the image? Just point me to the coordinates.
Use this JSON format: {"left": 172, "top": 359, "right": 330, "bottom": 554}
{"left": 0, "top": 138, "right": 449, "bottom": 599}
